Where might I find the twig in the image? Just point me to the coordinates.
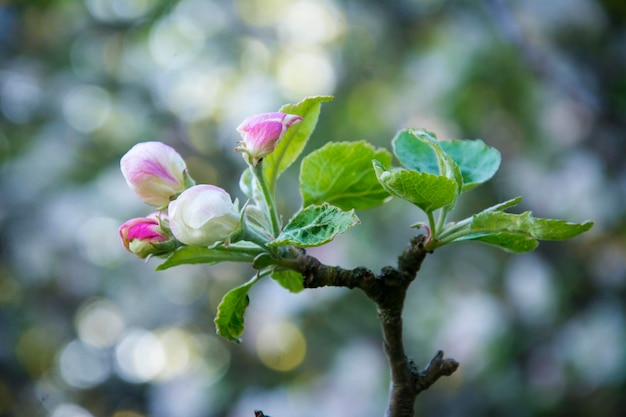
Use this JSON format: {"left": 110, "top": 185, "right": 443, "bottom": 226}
{"left": 285, "top": 235, "right": 459, "bottom": 417}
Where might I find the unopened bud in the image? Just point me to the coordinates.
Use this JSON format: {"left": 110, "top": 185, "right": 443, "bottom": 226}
{"left": 121, "top": 141, "right": 192, "bottom": 207}
{"left": 168, "top": 185, "right": 241, "bottom": 246}
{"left": 235, "top": 112, "right": 303, "bottom": 165}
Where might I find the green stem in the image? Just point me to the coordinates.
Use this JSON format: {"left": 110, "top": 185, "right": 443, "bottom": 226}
{"left": 436, "top": 216, "right": 473, "bottom": 241}
{"left": 427, "top": 211, "right": 437, "bottom": 238}
{"left": 436, "top": 205, "right": 451, "bottom": 234}
{"left": 242, "top": 223, "right": 275, "bottom": 253}
{"left": 252, "top": 162, "right": 281, "bottom": 237}
{"left": 222, "top": 245, "right": 265, "bottom": 257}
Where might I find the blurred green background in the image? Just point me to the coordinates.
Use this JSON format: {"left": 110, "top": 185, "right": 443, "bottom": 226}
{"left": 0, "top": 0, "right": 624, "bottom": 416}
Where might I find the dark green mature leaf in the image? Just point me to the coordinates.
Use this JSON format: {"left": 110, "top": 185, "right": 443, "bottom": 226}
{"left": 449, "top": 211, "right": 594, "bottom": 252}
{"left": 269, "top": 203, "right": 360, "bottom": 247}
{"left": 263, "top": 96, "right": 333, "bottom": 193}
{"left": 300, "top": 141, "right": 392, "bottom": 210}
{"left": 271, "top": 269, "right": 304, "bottom": 293}
{"left": 214, "top": 277, "right": 257, "bottom": 343}
{"left": 373, "top": 160, "right": 458, "bottom": 212}
{"left": 156, "top": 246, "right": 257, "bottom": 271}
{"left": 439, "top": 140, "right": 501, "bottom": 191}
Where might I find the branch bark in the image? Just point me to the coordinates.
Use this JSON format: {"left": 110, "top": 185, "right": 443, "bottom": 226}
{"left": 282, "top": 236, "right": 459, "bottom": 417}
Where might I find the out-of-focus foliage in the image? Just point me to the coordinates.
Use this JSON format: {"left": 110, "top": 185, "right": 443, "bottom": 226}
{"left": 0, "top": 1, "right": 624, "bottom": 417}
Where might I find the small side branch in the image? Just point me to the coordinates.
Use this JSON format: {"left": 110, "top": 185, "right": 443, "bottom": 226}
{"left": 414, "top": 350, "right": 459, "bottom": 393}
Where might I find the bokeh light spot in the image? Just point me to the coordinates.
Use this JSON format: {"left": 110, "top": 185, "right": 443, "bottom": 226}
{"left": 278, "top": 0, "right": 344, "bottom": 46}
{"left": 77, "top": 216, "right": 124, "bottom": 267}
{"left": 75, "top": 297, "right": 125, "bottom": 348}
{"left": 58, "top": 339, "right": 110, "bottom": 389}
{"left": 149, "top": 15, "right": 203, "bottom": 69}
{"left": 0, "top": 72, "right": 41, "bottom": 124}
{"left": 115, "top": 328, "right": 166, "bottom": 383}
{"left": 236, "top": 0, "right": 287, "bottom": 27}
{"left": 256, "top": 321, "right": 306, "bottom": 372}
{"left": 62, "top": 85, "right": 111, "bottom": 133}
{"left": 85, "top": 0, "right": 154, "bottom": 22}
{"left": 50, "top": 403, "right": 94, "bottom": 417}
{"left": 153, "top": 327, "right": 194, "bottom": 380}
{"left": 276, "top": 50, "right": 336, "bottom": 99}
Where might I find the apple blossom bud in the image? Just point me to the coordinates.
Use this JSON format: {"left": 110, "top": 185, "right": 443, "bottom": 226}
{"left": 119, "top": 213, "right": 176, "bottom": 258}
{"left": 235, "top": 112, "right": 303, "bottom": 165}
{"left": 121, "top": 141, "right": 193, "bottom": 207}
{"left": 168, "top": 185, "right": 240, "bottom": 246}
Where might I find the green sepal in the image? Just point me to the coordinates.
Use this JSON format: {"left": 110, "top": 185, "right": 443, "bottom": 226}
{"left": 373, "top": 160, "right": 458, "bottom": 212}
{"left": 300, "top": 141, "right": 392, "bottom": 210}
{"left": 239, "top": 167, "right": 259, "bottom": 201}
{"left": 263, "top": 96, "right": 333, "bottom": 193}
{"left": 214, "top": 276, "right": 259, "bottom": 343}
{"left": 271, "top": 269, "right": 304, "bottom": 293}
{"left": 269, "top": 203, "right": 360, "bottom": 248}
{"left": 156, "top": 246, "right": 258, "bottom": 271}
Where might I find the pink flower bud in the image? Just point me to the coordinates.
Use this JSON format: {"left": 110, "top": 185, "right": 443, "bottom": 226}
{"left": 168, "top": 185, "right": 240, "bottom": 246}
{"left": 121, "top": 141, "right": 191, "bottom": 207}
{"left": 235, "top": 112, "right": 303, "bottom": 165}
{"left": 119, "top": 213, "right": 175, "bottom": 258}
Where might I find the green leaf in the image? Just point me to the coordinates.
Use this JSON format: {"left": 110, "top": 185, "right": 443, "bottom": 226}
{"left": 449, "top": 211, "right": 594, "bottom": 252}
{"left": 300, "top": 141, "right": 392, "bottom": 210}
{"left": 263, "top": 96, "right": 333, "bottom": 193}
{"left": 392, "top": 129, "right": 463, "bottom": 194}
{"left": 271, "top": 269, "right": 304, "bottom": 293}
{"left": 252, "top": 253, "right": 278, "bottom": 270}
{"left": 269, "top": 203, "right": 360, "bottom": 248}
{"left": 392, "top": 129, "right": 439, "bottom": 174}
{"left": 461, "top": 232, "right": 539, "bottom": 252}
{"left": 373, "top": 160, "right": 459, "bottom": 212}
{"left": 214, "top": 277, "right": 258, "bottom": 343}
{"left": 439, "top": 140, "right": 501, "bottom": 191}
{"left": 156, "top": 246, "right": 257, "bottom": 271}
{"left": 480, "top": 196, "right": 523, "bottom": 213}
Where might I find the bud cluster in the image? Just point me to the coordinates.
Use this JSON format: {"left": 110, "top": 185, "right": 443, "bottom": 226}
{"left": 118, "top": 112, "right": 302, "bottom": 258}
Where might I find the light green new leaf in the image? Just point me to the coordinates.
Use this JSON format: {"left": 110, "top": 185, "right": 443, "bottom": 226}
{"left": 392, "top": 129, "right": 463, "bottom": 194}
{"left": 156, "top": 246, "right": 257, "bottom": 271}
{"left": 439, "top": 140, "right": 501, "bottom": 191}
{"left": 214, "top": 277, "right": 258, "bottom": 343}
{"left": 450, "top": 211, "right": 594, "bottom": 252}
{"left": 463, "top": 232, "right": 539, "bottom": 252}
{"left": 263, "top": 96, "right": 333, "bottom": 193}
{"left": 479, "top": 196, "right": 523, "bottom": 213}
{"left": 373, "top": 160, "right": 458, "bottom": 212}
{"left": 300, "top": 141, "right": 392, "bottom": 210}
{"left": 392, "top": 129, "right": 439, "bottom": 174}
{"left": 269, "top": 203, "right": 360, "bottom": 247}
{"left": 271, "top": 269, "right": 304, "bottom": 293}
